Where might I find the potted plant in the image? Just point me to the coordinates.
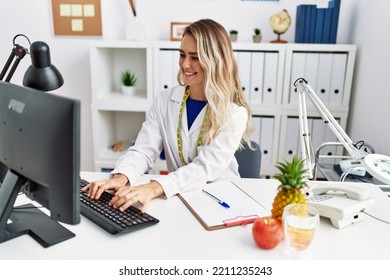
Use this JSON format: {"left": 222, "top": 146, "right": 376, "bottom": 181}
{"left": 253, "top": 28, "right": 262, "bottom": 43}
{"left": 121, "top": 70, "right": 137, "bottom": 96}
{"left": 229, "top": 30, "right": 238, "bottom": 42}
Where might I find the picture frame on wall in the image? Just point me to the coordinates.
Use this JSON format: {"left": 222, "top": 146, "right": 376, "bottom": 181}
{"left": 170, "top": 22, "right": 192, "bottom": 41}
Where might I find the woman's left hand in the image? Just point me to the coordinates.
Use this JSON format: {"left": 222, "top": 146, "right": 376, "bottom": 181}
{"left": 109, "top": 180, "right": 164, "bottom": 213}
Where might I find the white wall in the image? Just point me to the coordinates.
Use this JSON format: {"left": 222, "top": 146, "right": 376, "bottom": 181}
{"left": 0, "top": 1, "right": 93, "bottom": 170}
{"left": 1, "top": 0, "right": 387, "bottom": 171}
{"left": 348, "top": 0, "right": 390, "bottom": 156}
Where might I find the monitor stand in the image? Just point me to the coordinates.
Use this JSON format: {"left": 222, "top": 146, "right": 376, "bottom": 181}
{"left": 6, "top": 204, "right": 75, "bottom": 247}
{"left": 0, "top": 170, "right": 75, "bottom": 248}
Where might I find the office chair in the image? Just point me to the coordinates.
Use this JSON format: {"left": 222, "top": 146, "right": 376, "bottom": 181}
{"left": 234, "top": 141, "right": 262, "bottom": 178}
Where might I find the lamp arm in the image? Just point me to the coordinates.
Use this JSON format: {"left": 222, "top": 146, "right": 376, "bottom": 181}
{"left": 5, "top": 49, "right": 24, "bottom": 82}
{"left": 297, "top": 83, "right": 315, "bottom": 178}
{"left": 294, "top": 78, "right": 367, "bottom": 178}
{"left": 0, "top": 50, "right": 17, "bottom": 81}
{"left": 0, "top": 34, "right": 29, "bottom": 82}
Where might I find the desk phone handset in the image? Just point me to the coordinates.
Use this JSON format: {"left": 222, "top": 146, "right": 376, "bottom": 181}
{"left": 306, "top": 183, "right": 375, "bottom": 229}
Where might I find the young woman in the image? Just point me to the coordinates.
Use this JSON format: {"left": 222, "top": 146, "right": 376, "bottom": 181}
{"left": 82, "top": 19, "right": 253, "bottom": 213}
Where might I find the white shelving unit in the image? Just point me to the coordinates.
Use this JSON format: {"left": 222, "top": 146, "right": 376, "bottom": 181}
{"left": 89, "top": 41, "right": 153, "bottom": 171}
{"left": 89, "top": 41, "right": 356, "bottom": 178}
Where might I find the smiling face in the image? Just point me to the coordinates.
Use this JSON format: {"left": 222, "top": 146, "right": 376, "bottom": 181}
{"left": 179, "top": 34, "right": 205, "bottom": 97}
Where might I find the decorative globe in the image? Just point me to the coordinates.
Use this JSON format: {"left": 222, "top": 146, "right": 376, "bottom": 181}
{"left": 269, "top": 9, "right": 291, "bottom": 43}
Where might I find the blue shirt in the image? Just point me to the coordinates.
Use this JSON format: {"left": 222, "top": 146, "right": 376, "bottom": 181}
{"left": 186, "top": 97, "right": 207, "bottom": 129}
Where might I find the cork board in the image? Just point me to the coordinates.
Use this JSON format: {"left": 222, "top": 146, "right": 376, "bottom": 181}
{"left": 51, "top": 0, "right": 102, "bottom": 36}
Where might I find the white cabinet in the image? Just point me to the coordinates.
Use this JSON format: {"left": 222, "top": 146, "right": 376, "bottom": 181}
{"left": 89, "top": 41, "right": 356, "bottom": 178}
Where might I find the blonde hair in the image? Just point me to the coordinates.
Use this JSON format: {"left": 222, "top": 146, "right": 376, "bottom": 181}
{"left": 178, "top": 19, "right": 253, "bottom": 148}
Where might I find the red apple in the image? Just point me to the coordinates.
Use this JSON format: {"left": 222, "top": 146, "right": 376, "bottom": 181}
{"left": 252, "top": 216, "right": 283, "bottom": 249}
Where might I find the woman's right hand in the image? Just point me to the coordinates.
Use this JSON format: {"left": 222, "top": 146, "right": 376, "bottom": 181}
{"left": 81, "top": 173, "right": 129, "bottom": 200}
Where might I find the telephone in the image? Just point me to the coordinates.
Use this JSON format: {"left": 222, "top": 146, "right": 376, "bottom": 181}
{"left": 305, "top": 182, "right": 375, "bottom": 229}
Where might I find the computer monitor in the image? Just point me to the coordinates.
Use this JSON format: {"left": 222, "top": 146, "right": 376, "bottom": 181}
{"left": 0, "top": 81, "right": 80, "bottom": 247}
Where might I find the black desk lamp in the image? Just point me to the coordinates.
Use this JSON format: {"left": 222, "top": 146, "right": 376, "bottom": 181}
{"left": 0, "top": 34, "right": 64, "bottom": 185}
{"left": 0, "top": 34, "right": 64, "bottom": 91}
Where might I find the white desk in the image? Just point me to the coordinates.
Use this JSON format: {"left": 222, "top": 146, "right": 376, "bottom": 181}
{"left": 1, "top": 172, "right": 390, "bottom": 260}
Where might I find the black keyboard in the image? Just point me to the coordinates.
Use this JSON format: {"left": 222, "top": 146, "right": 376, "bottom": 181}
{"left": 79, "top": 179, "right": 159, "bottom": 234}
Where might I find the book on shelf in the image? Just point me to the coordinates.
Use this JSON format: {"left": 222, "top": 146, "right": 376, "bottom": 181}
{"left": 329, "top": 0, "right": 341, "bottom": 43}
{"left": 295, "top": 0, "right": 341, "bottom": 44}
{"left": 295, "top": 4, "right": 306, "bottom": 43}
{"left": 322, "top": 7, "right": 334, "bottom": 44}
{"left": 314, "top": 8, "right": 325, "bottom": 43}
{"left": 306, "top": 5, "right": 317, "bottom": 43}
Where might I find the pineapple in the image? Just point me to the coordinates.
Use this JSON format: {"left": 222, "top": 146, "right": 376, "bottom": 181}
{"left": 271, "top": 155, "right": 308, "bottom": 221}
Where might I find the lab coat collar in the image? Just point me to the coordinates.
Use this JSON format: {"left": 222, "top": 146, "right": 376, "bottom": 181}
{"left": 170, "top": 85, "right": 186, "bottom": 103}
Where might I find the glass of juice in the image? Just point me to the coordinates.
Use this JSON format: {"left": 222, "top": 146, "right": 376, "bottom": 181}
{"left": 282, "top": 203, "right": 319, "bottom": 257}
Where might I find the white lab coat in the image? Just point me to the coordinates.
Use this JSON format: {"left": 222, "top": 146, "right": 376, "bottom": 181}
{"left": 112, "top": 85, "right": 248, "bottom": 198}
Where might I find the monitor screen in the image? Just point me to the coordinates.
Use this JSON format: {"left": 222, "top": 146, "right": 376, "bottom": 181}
{"left": 0, "top": 81, "right": 80, "bottom": 247}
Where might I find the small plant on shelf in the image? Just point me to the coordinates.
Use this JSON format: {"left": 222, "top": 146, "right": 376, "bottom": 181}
{"left": 121, "top": 70, "right": 137, "bottom": 87}
{"left": 229, "top": 30, "right": 238, "bottom": 42}
{"left": 253, "top": 28, "right": 262, "bottom": 43}
{"left": 121, "top": 70, "right": 137, "bottom": 96}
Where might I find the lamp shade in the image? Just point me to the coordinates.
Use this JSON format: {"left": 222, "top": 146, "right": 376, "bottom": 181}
{"left": 363, "top": 154, "right": 390, "bottom": 185}
{"left": 23, "top": 41, "right": 64, "bottom": 91}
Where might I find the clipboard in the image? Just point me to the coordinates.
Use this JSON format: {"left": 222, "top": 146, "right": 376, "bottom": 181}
{"left": 178, "top": 180, "right": 270, "bottom": 230}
